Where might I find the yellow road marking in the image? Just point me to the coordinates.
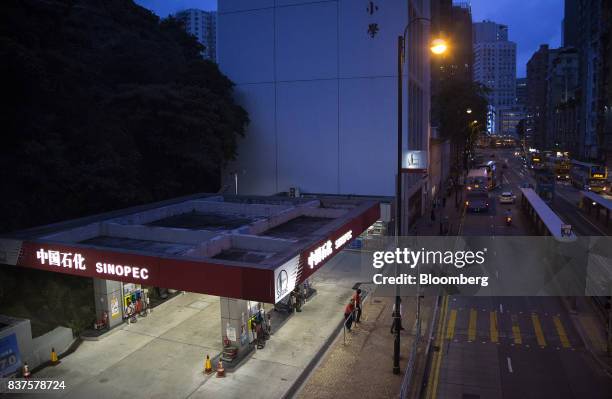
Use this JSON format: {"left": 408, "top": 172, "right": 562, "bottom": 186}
{"left": 511, "top": 314, "right": 522, "bottom": 345}
{"left": 426, "top": 295, "right": 450, "bottom": 399}
{"left": 553, "top": 315, "right": 571, "bottom": 348}
{"left": 468, "top": 308, "right": 477, "bottom": 342}
{"left": 446, "top": 309, "right": 457, "bottom": 340}
{"left": 490, "top": 311, "right": 499, "bottom": 343}
{"left": 532, "top": 313, "right": 546, "bottom": 347}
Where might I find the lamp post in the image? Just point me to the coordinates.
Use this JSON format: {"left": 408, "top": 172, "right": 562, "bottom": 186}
{"left": 394, "top": 19, "right": 447, "bottom": 375}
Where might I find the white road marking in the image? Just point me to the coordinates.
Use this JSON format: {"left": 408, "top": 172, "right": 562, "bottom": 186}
{"left": 499, "top": 303, "right": 504, "bottom": 314}
{"left": 507, "top": 357, "right": 513, "bottom": 373}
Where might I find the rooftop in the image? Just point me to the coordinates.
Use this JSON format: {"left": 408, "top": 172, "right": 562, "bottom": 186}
{"left": 5, "top": 193, "right": 378, "bottom": 271}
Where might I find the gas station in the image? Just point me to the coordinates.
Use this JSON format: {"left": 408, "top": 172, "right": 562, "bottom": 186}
{"left": 0, "top": 193, "right": 380, "bottom": 362}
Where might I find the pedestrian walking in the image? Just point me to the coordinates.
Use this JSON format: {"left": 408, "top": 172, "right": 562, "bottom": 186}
{"left": 430, "top": 208, "right": 436, "bottom": 222}
{"left": 294, "top": 287, "right": 303, "bottom": 312}
{"left": 344, "top": 299, "right": 355, "bottom": 331}
{"left": 352, "top": 289, "right": 362, "bottom": 323}
{"left": 442, "top": 196, "right": 446, "bottom": 208}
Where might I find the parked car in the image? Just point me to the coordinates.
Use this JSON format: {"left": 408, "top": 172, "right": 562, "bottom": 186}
{"left": 499, "top": 191, "right": 516, "bottom": 204}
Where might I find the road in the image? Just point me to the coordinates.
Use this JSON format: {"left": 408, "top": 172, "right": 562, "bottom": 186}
{"left": 424, "top": 148, "right": 612, "bottom": 399}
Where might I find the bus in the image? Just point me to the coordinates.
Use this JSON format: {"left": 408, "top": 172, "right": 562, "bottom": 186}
{"left": 465, "top": 187, "right": 489, "bottom": 213}
{"left": 534, "top": 169, "right": 555, "bottom": 203}
{"left": 476, "top": 161, "right": 497, "bottom": 190}
{"left": 466, "top": 168, "right": 488, "bottom": 191}
{"left": 570, "top": 161, "right": 608, "bottom": 193}
{"left": 530, "top": 153, "right": 544, "bottom": 170}
{"left": 546, "top": 156, "right": 571, "bottom": 180}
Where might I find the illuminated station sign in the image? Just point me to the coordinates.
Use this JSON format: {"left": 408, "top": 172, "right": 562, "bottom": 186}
{"left": 0, "top": 194, "right": 380, "bottom": 304}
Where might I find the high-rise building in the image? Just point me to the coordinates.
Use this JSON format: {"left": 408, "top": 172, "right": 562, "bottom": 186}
{"left": 473, "top": 20, "right": 508, "bottom": 42}
{"left": 430, "top": 1, "right": 472, "bottom": 203}
{"left": 527, "top": 45, "right": 553, "bottom": 150}
{"left": 602, "top": 0, "right": 612, "bottom": 165}
{"left": 562, "top": 0, "right": 579, "bottom": 47}
{"left": 176, "top": 9, "right": 217, "bottom": 61}
{"left": 473, "top": 20, "right": 517, "bottom": 133}
{"left": 577, "top": 0, "right": 605, "bottom": 160}
{"left": 218, "top": 0, "right": 433, "bottom": 226}
{"left": 546, "top": 47, "right": 580, "bottom": 152}
{"left": 516, "top": 78, "right": 527, "bottom": 106}
{"left": 498, "top": 105, "right": 525, "bottom": 137}
{"left": 431, "top": 1, "right": 473, "bottom": 92}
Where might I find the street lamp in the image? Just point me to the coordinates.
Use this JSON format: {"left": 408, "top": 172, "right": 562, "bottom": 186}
{"left": 466, "top": 108, "right": 472, "bottom": 114}
{"left": 394, "top": 18, "right": 447, "bottom": 375}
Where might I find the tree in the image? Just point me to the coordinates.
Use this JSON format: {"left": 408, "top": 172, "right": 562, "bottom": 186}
{"left": 0, "top": 0, "right": 249, "bottom": 233}
{"left": 0, "top": 0, "right": 249, "bottom": 335}
{"left": 431, "top": 79, "right": 489, "bottom": 177}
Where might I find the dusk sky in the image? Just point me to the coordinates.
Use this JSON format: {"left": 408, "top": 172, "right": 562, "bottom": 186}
{"left": 135, "top": 0, "right": 564, "bottom": 77}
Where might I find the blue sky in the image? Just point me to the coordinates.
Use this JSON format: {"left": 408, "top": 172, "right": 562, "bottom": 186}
{"left": 135, "top": 0, "right": 217, "bottom": 16}
{"left": 135, "top": 0, "right": 563, "bottom": 77}
{"left": 470, "top": 0, "right": 563, "bottom": 77}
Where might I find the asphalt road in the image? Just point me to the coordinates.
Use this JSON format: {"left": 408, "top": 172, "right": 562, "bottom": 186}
{"left": 424, "top": 148, "right": 612, "bottom": 399}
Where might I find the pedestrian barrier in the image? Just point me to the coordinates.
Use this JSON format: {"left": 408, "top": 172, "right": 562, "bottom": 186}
{"left": 50, "top": 347, "right": 59, "bottom": 365}
{"left": 204, "top": 354, "right": 213, "bottom": 375}
{"left": 22, "top": 363, "right": 31, "bottom": 378}
{"left": 216, "top": 359, "right": 225, "bottom": 378}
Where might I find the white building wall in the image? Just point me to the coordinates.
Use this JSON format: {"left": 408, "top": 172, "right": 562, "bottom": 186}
{"left": 218, "top": 0, "right": 430, "bottom": 197}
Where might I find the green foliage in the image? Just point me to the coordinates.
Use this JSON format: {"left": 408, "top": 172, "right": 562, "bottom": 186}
{"left": 0, "top": 0, "right": 248, "bottom": 335}
{"left": 432, "top": 79, "right": 489, "bottom": 171}
{"left": 0, "top": 0, "right": 249, "bottom": 233}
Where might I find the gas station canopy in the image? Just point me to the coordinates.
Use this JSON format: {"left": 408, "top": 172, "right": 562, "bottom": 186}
{"left": 0, "top": 193, "right": 379, "bottom": 303}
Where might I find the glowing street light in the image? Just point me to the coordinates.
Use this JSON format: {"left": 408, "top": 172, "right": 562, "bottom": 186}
{"left": 466, "top": 108, "right": 472, "bottom": 114}
{"left": 430, "top": 38, "right": 448, "bottom": 55}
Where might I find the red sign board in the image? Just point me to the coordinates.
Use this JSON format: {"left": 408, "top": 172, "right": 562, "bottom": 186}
{"left": 2, "top": 203, "right": 380, "bottom": 303}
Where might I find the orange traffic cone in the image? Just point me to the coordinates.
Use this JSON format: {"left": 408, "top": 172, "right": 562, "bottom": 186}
{"left": 204, "top": 355, "right": 213, "bottom": 375}
{"left": 51, "top": 347, "right": 59, "bottom": 365}
{"left": 216, "top": 359, "right": 225, "bottom": 378}
{"left": 22, "top": 363, "right": 31, "bottom": 378}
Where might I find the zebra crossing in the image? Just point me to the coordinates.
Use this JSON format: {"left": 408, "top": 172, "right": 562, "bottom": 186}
{"left": 444, "top": 307, "right": 579, "bottom": 350}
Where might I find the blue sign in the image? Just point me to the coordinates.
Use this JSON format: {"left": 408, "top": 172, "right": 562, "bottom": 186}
{"left": 0, "top": 334, "right": 22, "bottom": 377}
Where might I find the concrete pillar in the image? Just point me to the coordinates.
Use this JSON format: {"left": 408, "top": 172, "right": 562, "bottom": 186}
{"left": 219, "top": 297, "right": 254, "bottom": 350}
{"left": 93, "top": 278, "right": 124, "bottom": 329}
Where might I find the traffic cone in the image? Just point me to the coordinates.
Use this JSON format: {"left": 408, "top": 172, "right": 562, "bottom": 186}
{"left": 204, "top": 355, "right": 213, "bottom": 375}
{"left": 216, "top": 359, "right": 225, "bottom": 378}
{"left": 51, "top": 347, "right": 59, "bottom": 365}
{"left": 22, "top": 363, "right": 31, "bottom": 378}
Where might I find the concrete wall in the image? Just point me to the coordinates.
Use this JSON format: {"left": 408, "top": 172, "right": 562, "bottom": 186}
{"left": 31, "top": 327, "right": 74, "bottom": 366}
{"left": 0, "top": 316, "right": 74, "bottom": 372}
{"left": 218, "top": 0, "right": 431, "bottom": 197}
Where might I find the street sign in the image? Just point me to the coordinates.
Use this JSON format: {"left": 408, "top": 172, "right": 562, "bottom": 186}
{"left": 403, "top": 150, "right": 427, "bottom": 171}
{"left": 0, "top": 334, "right": 21, "bottom": 377}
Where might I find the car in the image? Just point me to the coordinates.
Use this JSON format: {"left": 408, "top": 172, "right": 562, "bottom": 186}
{"left": 499, "top": 191, "right": 516, "bottom": 204}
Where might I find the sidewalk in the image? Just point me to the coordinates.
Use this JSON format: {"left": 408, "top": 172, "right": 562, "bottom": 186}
{"left": 295, "top": 293, "right": 436, "bottom": 399}
{"left": 411, "top": 189, "right": 465, "bottom": 236}
{"left": 14, "top": 251, "right": 364, "bottom": 399}
{"left": 566, "top": 296, "right": 612, "bottom": 375}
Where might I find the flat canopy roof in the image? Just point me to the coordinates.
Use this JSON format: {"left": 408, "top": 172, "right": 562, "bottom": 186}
{"left": 0, "top": 193, "right": 379, "bottom": 303}
{"left": 520, "top": 188, "right": 575, "bottom": 239}
{"left": 580, "top": 190, "right": 612, "bottom": 211}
